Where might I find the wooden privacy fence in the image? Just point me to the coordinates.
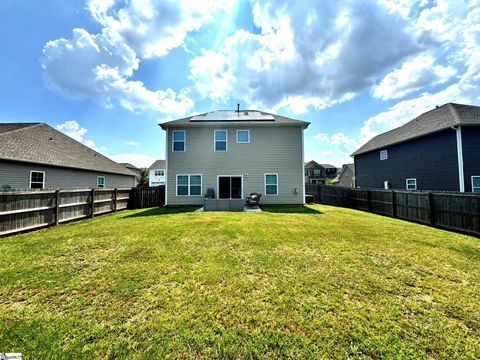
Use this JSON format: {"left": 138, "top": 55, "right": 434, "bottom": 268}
{"left": 0, "top": 188, "right": 131, "bottom": 236}
{"left": 306, "top": 184, "right": 480, "bottom": 237}
{"left": 130, "top": 186, "right": 165, "bottom": 209}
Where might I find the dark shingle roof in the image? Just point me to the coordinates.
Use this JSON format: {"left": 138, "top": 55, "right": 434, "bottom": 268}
{"left": 159, "top": 110, "right": 309, "bottom": 129}
{"left": 149, "top": 160, "right": 166, "bottom": 170}
{"left": 352, "top": 103, "right": 480, "bottom": 156}
{"left": 0, "top": 123, "right": 136, "bottom": 176}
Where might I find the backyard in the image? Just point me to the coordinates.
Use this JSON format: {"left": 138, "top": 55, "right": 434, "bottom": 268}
{"left": 0, "top": 205, "right": 479, "bottom": 359}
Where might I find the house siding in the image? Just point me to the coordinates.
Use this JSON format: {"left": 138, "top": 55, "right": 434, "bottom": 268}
{"left": 0, "top": 160, "right": 136, "bottom": 189}
{"left": 462, "top": 126, "right": 480, "bottom": 192}
{"left": 166, "top": 126, "right": 304, "bottom": 205}
{"left": 354, "top": 129, "right": 459, "bottom": 191}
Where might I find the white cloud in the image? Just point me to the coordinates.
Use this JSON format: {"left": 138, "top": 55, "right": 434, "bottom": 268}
{"left": 56, "top": 120, "right": 87, "bottom": 142}
{"left": 189, "top": 0, "right": 422, "bottom": 114}
{"left": 126, "top": 141, "right": 139, "bottom": 146}
{"left": 372, "top": 54, "right": 457, "bottom": 100}
{"left": 108, "top": 153, "right": 156, "bottom": 168}
{"left": 310, "top": 132, "right": 358, "bottom": 167}
{"left": 313, "top": 132, "right": 358, "bottom": 153}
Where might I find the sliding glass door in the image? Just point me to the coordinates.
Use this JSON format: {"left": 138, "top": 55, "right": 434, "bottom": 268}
{"left": 218, "top": 176, "right": 242, "bottom": 199}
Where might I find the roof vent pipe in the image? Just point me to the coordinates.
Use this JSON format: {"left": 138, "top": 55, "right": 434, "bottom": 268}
{"left": 237, "top": 103, "right": 240, "bottom": 113}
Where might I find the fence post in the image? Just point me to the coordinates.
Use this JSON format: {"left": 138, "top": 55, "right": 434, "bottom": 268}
{"left": 91, "top": 188, "right": 95, "bottom": 218}
{"left": 391, "top": 190, "right": 396, "bottom": 218}
{"left": 366, "top": 190, "right": 371, "bottom": 212}
{"left": 428, "top": 192, "right": 435, "bottom": 226}
{"left": 114, "top": 188, "right": 118, "bottom": 213}
{"left": 55, "top": 189, "right": 60, "bottom": 225}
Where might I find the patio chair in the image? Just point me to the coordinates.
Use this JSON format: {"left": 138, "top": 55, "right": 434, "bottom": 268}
{"left": 205, "top": 188, "right": 215, "bottom": 199}
{"left": 246, "top": 193, "right": 261, "bottom": 206}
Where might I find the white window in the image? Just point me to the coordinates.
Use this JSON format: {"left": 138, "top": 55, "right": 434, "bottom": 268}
{"left": 380, "top": 149, "right": 388, "bottom": 160}
{"left": 265, "top": 173, "right": 278, "bottom": 195}
{"left": 406, "top": 178, "right": 417, "bottom": 190}
{"left": 214, "top": 130, "right": 228, "bottom": 151}
{"left": 30, "top": 171, "right": 45, "bottom": 189}
{"left": 97, "top": 176, "right": 106, "bottom": 188}
{"left": 472, "top": 176, "right": 480, "bottom": 193}
{"left": 154, "top": 170, "right": 164, "bottom": 177}
{"left": 236, "top": 130, "right": 250, "bottom": 143}
{"left": 172, "top": 130, "right": 185, "bottom": 152}
{"left": 176, "top": 174, "right": 202, "bottom": 196}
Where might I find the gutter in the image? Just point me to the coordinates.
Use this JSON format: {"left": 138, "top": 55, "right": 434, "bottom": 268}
{"left": 451, "top": 125, "right": 465, "bottom": 192}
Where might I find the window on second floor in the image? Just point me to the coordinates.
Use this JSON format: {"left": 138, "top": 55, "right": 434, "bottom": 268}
{"left": 380, "top": 149, "right": 388, "bottom": 160}
{"left": 236, "top": 130, "right": 250, "bottom": 143}
{"left": 154, "top": 170, "right": 165, "bottom": 177}
{"left": 313, "top": 169, "right": 322, "bottom": 177}
{"left": 172, "top": 130, "right": 185, "bottom": 152}
{"left": 214, "top": 130, "right": 227, "bottom": 151}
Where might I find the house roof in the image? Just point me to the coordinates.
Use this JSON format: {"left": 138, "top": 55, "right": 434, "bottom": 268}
{"left": 352, "top": 103, "right": 480, "bottom": 156}
{"left": 149, "top": 160, "right": 166, "bottom": 170}
{"left": 332, "top": 164, "right": 354, "bottom": 183}
{"left": 320, "top": 164, "right": 336, "bottom": 169}
{"left": 0, "top": 122, "right": 136, "bottom": 176}
{"left": 159, "top": 110, "right": 310, "bottom": 129}
{"left": 305, "top": 160, "right": 336, "bottom": 169}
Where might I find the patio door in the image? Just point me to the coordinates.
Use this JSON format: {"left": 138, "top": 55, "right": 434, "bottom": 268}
{"left": 218, "top": 176, "right": 242, "bottom": 199}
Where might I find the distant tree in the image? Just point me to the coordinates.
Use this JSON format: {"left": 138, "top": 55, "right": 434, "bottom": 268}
{"left": 137, "top": 168, "right": 149, "bottom": 187}
{"left": 326, "top": 178, "right": 334, "bottom": 185}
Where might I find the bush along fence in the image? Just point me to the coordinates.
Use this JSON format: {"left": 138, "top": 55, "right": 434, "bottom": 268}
{"left": 0, "top": 186, "right": 165, "bottom": 237}
{"left": 306, "top": 184, "right": 480, "bottom": 237}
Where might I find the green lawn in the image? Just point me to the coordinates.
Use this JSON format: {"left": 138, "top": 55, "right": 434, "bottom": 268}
{"left": 0, "top": 205, "right": 479, "bottom": 359}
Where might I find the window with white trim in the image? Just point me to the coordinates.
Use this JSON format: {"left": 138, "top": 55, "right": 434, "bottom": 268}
{"left": 30, "top": 171, "right": 45, "bottom": 189}
{"left": 176, "top": 174, "right": 202, "bottom": 196}
{"left": 214, "top": 130, "right": 227, "bottom": 151}
{"left": 97, "top": 176, "right": 106, "bottom": 188}
{"left": 236, "top": 130, "right": 250, "bottom": 143}
{"left": 265, "top": 173, "right": 278, "bottom": 195}
{"left": 154, "top": 170, "right": 164, "bottom": 176}
{"left": 406, "top": 178, "right": 417, "bottom": 190}
{"left": 380, "top": 150, "right": 388, "bottom": 160}
{"left": 172, "top": 130, "right": 185, "bottom": 152}
{"left": 472, "top": 176, "right": 480, "bottom": 193}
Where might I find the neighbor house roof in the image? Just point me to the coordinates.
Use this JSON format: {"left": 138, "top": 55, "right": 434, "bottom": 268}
{"left": 159, "top": 110, "right": 309, "bottom": 129}
{"left": 352, "top": 103, "right": 480, "bottom": 156}
{"left": 149, "top": 160, "right": 166, "bottom": 170}
{"left": 0, "top": 123, "right": 136, "bottom": 176}
{"left": 332, "top": 164, "right": 354, "bottom": 183}
{"left": 305, "top": 161, "right": 336, "bottom": 169}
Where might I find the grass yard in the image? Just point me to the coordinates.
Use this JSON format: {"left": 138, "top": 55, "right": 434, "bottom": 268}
{"left": 0, "top": 205, "right": 479, "bottom": 359}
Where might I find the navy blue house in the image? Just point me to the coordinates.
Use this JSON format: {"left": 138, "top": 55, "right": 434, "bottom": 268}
{"left": 352, "top": 103, "right": 480, "bottom": 193}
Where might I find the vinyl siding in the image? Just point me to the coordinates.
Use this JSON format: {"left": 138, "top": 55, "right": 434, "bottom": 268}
{"left": 354, "top": 129, "right": 459, "bottom": 191}
{"left": 461, "top": 126, "right": 480, "bottom": 192}
{"left": 0, "top": 160, "right": 136, "bottom": 189}
{"left": 166, "top": 126, "right": 304, "bottom": 205}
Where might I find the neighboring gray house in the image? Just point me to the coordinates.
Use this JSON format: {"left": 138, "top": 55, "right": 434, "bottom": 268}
{"left": 332, "top": 164, "right": 355, "bottom": 188}
{"left": 0, "top": 123, "right": 137, "bottom": 190}
{"left": 304, "top": 160, "right": 338, "bottom": 184}
{"left": 160, "top": 109, "right": 309, "bottom": 206}
{"left": 148, "top": 160, "right": 166, "bottom": 186}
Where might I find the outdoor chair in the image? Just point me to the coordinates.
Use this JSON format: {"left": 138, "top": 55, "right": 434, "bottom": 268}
{"left": 246, "top": 193, "right": 261, "bottom": 206}
{"left": 205, "top": 188, "right": 215, "bottom": 199}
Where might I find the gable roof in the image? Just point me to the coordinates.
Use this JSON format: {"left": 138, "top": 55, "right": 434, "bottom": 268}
{"left": 305, "top": 161, "right": 336, "bottom": 169}
{"left": 332, "top": 164, "right": 354, "bottom": 183}
{"left": 0, "top": 123, "right": 136, "bottom": 176}
{"left": 159, "top": 110, "right": 309, "bottom": 129}
{"left": 149, "top": 160, "right": 166, "bottom": 170}
{"left": 352, "top": 103, "right": 480, "bottom": 156}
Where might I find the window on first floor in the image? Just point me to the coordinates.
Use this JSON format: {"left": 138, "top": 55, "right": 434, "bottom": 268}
{"left": 406, "top": 178, "right": 417, "bottom": 190}
{"left": 97, "top": 176, "right": 106, "bottom": 188}
{"left": 154, "top": 170, "right": 165, "bottom": 177}
{"left": 265, "top": 173, "right": 278, "bottom": 195}
{"left": 472, "top": 176, "right": 480, "bottom": 193}
{"left": 30, "top": 171, "right": 45, "bottom": 189}
{"left": 177, "top": 174, "right": 202, "bottom": 196}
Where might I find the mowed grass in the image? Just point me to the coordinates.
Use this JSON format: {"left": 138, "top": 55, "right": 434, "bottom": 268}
{"left": 0, "top": 205, "right": 479, "bottom": 359}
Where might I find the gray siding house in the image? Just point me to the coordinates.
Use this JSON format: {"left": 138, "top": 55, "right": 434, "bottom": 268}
{"left": 0, "top": 123, "right": 137, "bottom": 190}
{"left": 332, "top": 164, "right": 354, "bottom": 188}
{"left": 160, "top": 110, "right": 309, "bottom": 206}
{"left": 304, "top": 160, "right": 338, "bottom": 184}
{"left": 352, "top": 103, "right": 480, "bottom": 192}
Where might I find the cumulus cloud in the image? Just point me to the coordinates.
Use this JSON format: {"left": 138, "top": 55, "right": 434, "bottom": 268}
{"left": 56, "top": 120, "right": 106, "bottom": 152}
{"left": 372, "top": 54, "right": 457, "bottom": 100}
{"left": 189, "top": 0, "right": 422, "bottom": 114}
{"left": 126, "top": 141, "right": 139, "bottom": 146}
{"left": 313, "top": 132, "right": 358, "bottom": 153}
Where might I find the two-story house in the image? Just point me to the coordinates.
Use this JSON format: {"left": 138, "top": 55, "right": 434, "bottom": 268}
{"left": 160, "top": 109, "right": 309, "bottom": 207}
{"left": 304, "top": 160, "right": 338, "bottom": 184}
{"left": 148, "top": 160, "right": 166, "bottom": 186}
{"left": 352, "top": 103, "right": 480, "bottom": 192}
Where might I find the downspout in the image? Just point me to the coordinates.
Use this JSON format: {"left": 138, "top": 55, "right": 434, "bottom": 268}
{"left": 164, "top": 127, "right": 169, "bottom": 205}
{"left": 452, "top": 125, "right": 465, "bottom": 192}
{"left": 301, "top": 127, "right": 306, "bottom": 204}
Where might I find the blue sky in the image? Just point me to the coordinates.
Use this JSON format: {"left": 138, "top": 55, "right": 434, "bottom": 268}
{"left": 1, "top": 0, "right": 479, "bottom": 167}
